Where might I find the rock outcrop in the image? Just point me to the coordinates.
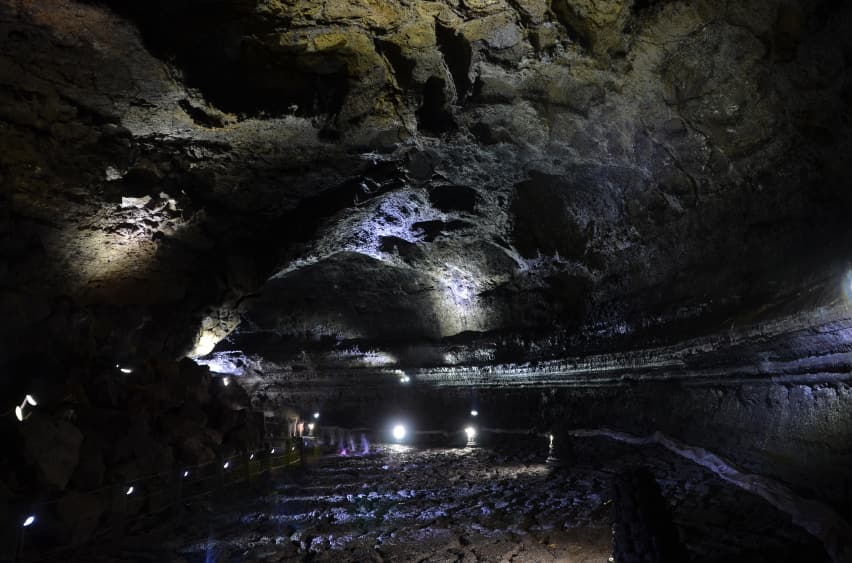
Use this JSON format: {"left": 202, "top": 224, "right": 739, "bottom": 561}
{"left": 1, "top": 0, "right": 852, "bottom": 557}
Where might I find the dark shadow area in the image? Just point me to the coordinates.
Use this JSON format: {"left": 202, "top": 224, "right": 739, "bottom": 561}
{"left": 91, "top": 0, "right": 350, "bottom": 117}
{"left": 428, "top": 184, "right": 480, "bottom": 214}
{"left": 434, "top": 21, "right": 472, "bottom": 103}
{"left": 416, "top": 76, "right": 457, "bottom": 136}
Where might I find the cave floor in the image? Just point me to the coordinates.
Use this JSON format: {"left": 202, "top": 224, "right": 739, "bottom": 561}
{"left": 65, "top": 440, "right": 828, "bottom": 563}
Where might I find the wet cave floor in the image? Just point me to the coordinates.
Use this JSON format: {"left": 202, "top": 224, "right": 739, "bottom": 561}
{"left": 68, "top": 440, "right": 828, "bottom": 563}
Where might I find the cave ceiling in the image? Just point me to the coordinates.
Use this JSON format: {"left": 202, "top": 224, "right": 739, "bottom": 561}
{"left": 2, "top": 0, "right": 852, "bottom": 375}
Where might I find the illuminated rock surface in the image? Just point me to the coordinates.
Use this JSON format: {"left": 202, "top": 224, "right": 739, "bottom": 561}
{"left": 1, "top": 0, "right": 852, "bottom": 560}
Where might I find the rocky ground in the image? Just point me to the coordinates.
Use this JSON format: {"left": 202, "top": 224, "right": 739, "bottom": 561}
{"left": 57, "top": 438, "right": 828, "bottom": 563}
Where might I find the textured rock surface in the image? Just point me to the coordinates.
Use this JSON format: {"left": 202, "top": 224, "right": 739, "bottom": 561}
{"left": 53, "top": 442, "right": 830, "bottom": 563}
{"left": 2, "top": 0, "right": 851, "bottom": 364}
{"left": 2, "top": 0, "right": 852, "bottom": 558}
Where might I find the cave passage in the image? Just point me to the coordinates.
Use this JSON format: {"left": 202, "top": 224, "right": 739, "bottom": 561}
{"left": 2, "top": 0, "right": 852, "bottom": 562}
{"left": 52, "top": 437, "right": 829, "bottom": 563}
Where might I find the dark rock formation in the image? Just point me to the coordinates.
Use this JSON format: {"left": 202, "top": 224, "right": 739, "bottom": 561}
{"left": 2, "top": 0, "right": 852, "bottom": 560}
{"left": 612, "top": 468, "right": 687, "bottom": 563}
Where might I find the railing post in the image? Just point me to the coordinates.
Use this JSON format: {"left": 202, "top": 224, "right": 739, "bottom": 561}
{"left": 112, "top": 483, "right": 127, "bottom": 544}
{"left": 173, "top": 469, "right": 185, "bottom": 525}
{"left": 216, "top": 454, "right": 225, "bottom": 493}
{"left": 13, "top": 519, "right": 25, "bottom": 563}
{"left": 299, "top": 436, "right": 307, "bottom": 468}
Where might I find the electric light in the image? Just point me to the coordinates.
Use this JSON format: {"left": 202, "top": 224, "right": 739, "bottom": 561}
{"left": 399, "top": 375, "right": 410, "bottom": 383}
{"left": 223, "top": 461, "right": 230, "bottom": 469}
{"left": 392, "top": 424, "right": 406, "bottom": 441}
{"left": 465, "top": 426, "right": 476, "bottom": 439}
{"left": 14, "top": 406, "right": 23, "bottom": 422}
{"left": 270, "top": 448, "right": 276, "bottom": 454}
{"left": 222, "top": 377, "right": 230, "bottom": 387}
{"left": 308, "top": 423, "right": 315, "bottom": 431}
{"left": 313, "top": 412, "right": 320, "bottom": 419}
{"left": 183, "top": 470, "right": 190, "bottom": 478}
{"left": 22, "top": 515, "right": 36, "bottom": 527}
{"left": 470, "top": 409, "right": 478, "bottom": 417}
{"left": 249, "top": 453, "right": 255, "bottom": 460}
{"left": 117, "top": 364, "right": 132, "bottom": 374}
{"left": 24, "top": 395, "right": 37, "bottom": 406}
{"left": 125, "top": 486, "right": 134, "bottom": 496}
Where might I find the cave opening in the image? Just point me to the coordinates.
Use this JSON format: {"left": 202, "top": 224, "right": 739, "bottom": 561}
{"left": 2, "top": 0, "right": 852, "bottom": 562}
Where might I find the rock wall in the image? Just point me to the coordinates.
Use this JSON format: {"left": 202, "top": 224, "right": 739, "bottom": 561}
{"left": 2, "top": 0, "right": 852, "bottom": 369}
{"left": 0, "top": 358, "right": 273, "bottom": 551}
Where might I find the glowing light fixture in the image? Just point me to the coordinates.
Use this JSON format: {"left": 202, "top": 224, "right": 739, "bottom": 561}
{"left": 14, "top": 406, "right": 23, "bottom": 422}
{"left": 399, "top": 375, "right": 410, "bottom": 384}
{"left": 392, "top": 424, "right": 406, "bottom": 441}
{"left": 223, "top": 461, "right": 230, "bottom": 470}
{"left": 249, "top": 453, "right": 255, "bottom": 460}
{"left": 313, "top": 412, "right": 320, "bottom": 419}
{"left": 465, "top": 426, "right": 476, "bottom": 440}
{"left": 308, "top": 423, "right": 315, "bottom": 431}
{"left": 470, "top": 409, "right": 478, "bottom": 417}
{"left": 116, "top": 364, "right": 132, "bottom": 374}
{"left": 270, "top": 448, "right": 276, "bottom": 454}
{"left": 549, "top": 434, "right": 554, "bottom": 447}
{"left": 22, "top": 515, "right": 36, "bottom": 527}
{"left": 24, "top": 395, "right": 37, "bottom": 406}
{"left": 183, "top": 470, "right": 190, "bottom": 478}
{"left": 222, "top": 377, "right": 230, "bottom": 387}
{"left": 125, "top": 486, "right": 134, "bottom": 496}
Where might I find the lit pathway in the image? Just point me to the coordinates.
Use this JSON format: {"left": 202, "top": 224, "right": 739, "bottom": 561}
{"left": 69, "top": 440, "right": 828, "bottom": 562}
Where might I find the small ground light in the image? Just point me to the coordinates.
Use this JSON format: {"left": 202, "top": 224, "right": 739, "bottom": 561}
{"left": 22, "top": 515, "right": 35, "bottom": 527}
{"left": 223, "top": 461, "right": 230, "bottom": 469}
{"left": 470, "top": 409, "right": 478, "bottom": 417}
{"left": 392, "top": 424, "right": 406, "bottom": 441}
{"left": 399, "top": 375, "right": 410, "bottom": 383}
{"left": 183, "top": 470, "right": 190, "bottom": 478}
{"left": 308, "top": 423, "right": 315, "bottom": 432}
{"left": 125, "top": 486, "right": 134, "bottom": 496}
{"left": 222, "top": 377, "right": 230, "bottom": 386}
{"left": 270, "top": 448, "right": 276, "bottom": 454}
{"left": 14, "top": 406, "right": 23, "bottom": 422}
{"left": 24, "top": 395, "right": 37, "bottom": 406}
{"left": 465, "top": 426, "right": 476, "bottom": 439}
{"left": 249, "top": 453, "right": 255, "bottom": 460}
{"left": 313, "top": 412, "right": 320, "bottom": 419}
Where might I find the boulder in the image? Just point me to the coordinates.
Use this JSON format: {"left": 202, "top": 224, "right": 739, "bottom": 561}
{"left": 20, "top": 415, "right": 83, "bottom": 490}
{"left": 176, "top": 437, "right": 216, "bottom": 466}
{"left": 70, "top": 439, "right": 106, "bottom": 491}
{"left": 56, "top": 491, "right": 104, "bottom": 545}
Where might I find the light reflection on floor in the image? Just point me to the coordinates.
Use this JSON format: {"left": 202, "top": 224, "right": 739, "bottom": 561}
{"left": 67, "top": 441, "right": 828, "bottom": 562}
{"left": 175, "top": 444, "right": 613, "bottom": 562}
